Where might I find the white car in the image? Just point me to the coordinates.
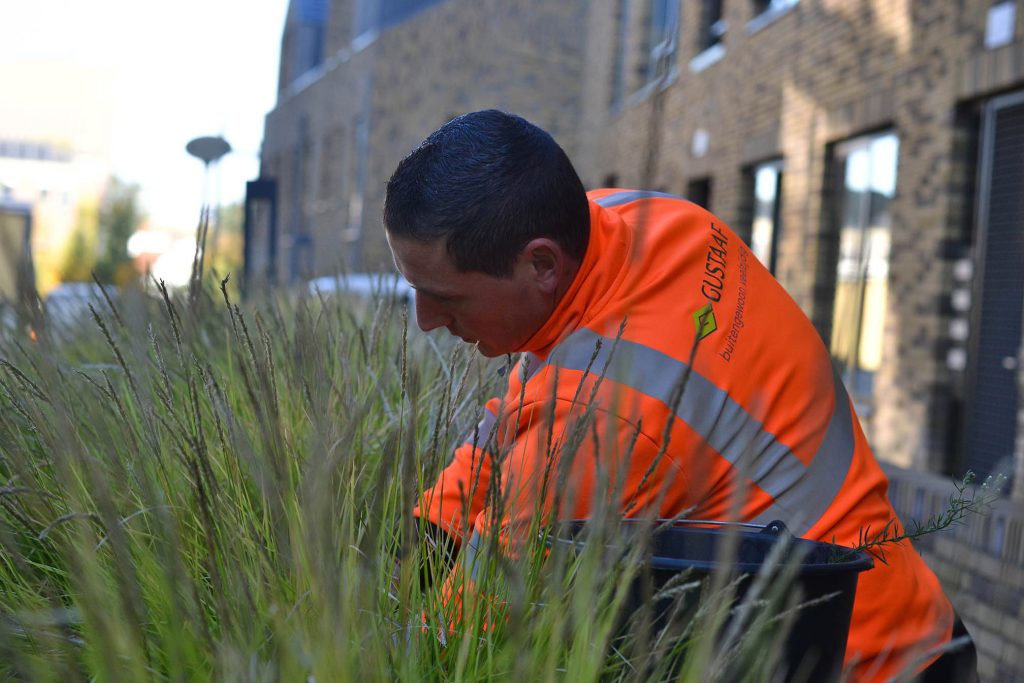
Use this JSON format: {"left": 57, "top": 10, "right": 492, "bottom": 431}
{"left": 306, "top": 273, "right": 412, "bottom": 305}
{"left": 45, "top": 282, "right": 116, "bottom": 332}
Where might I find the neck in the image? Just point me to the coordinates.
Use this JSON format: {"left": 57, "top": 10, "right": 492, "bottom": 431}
{"left": 553, "top": 258, "right": 582, "bottom": 307}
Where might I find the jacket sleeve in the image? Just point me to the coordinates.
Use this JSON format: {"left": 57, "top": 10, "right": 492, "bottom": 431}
{"left": 427, "top": 386, "right": 668, "bottom": 630}
{"left": 412, "top": 398, "right": 499, "bottom": 544}
{"left": 492, "top": 388, "right": 673, "bottom": 536}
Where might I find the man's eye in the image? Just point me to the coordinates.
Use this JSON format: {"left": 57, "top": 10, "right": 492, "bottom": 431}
{"left": 420, "top": 292, "right": 448, "bottom": 304}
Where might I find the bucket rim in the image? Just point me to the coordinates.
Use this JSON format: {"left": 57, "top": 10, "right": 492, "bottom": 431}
{"left": 546, "top": 519, "right": 875, "bottom": 575}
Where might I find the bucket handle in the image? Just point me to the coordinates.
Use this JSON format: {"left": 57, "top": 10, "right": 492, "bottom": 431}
{"left": 655, "top": 519, "right": 790, "bottom": 537}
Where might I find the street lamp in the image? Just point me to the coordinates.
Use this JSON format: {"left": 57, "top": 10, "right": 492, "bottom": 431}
{"left": 185, "top": 135, "right": 231, "bottom": 288}
{"left": 186, "top": 135, "right": 232, "bottom": 205}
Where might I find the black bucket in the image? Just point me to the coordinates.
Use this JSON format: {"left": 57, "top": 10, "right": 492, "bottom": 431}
{"left": 551, "top": 520, "right": 874, "bottom": 682}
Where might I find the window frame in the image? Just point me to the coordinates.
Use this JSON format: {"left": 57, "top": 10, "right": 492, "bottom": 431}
{"left": 645, "top": 0, "right": 681, "bottom": 87}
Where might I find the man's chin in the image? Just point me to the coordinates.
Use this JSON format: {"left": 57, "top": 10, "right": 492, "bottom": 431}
{"left": 452, "top": 335, "right": 506, "bottom": 357}
{"left": 468, "top": 340, "right": 504, "bottom": 358}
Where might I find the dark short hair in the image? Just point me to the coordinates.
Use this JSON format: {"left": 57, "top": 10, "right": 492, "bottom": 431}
{"left": 383, "top": 110, "right": 590, "bottom": 277}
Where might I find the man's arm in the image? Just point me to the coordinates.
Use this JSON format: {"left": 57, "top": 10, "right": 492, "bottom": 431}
{"left": 392, "top": 519, "right": 459, "bottom": 592}
{"left": 394, "top": 398, "right": 499, "bottom": 596}
{"left": 412, "top": 399, "right": 499, "bottom": 542}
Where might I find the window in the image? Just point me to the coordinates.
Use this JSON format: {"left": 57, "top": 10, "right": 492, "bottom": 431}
{"left": 318, "top": 132, "right": 335, "bottom": 203}
{"left": 698, "top": 0, "right": 726, "bottom": 52}
{"left": 354, "top": 0, "right": 378, "bottom": 38}
{"left": 380, "top": 0, "right": 445, "bottom": 29}
{"left": 748, "top": 0, "right": 799, "bottom": 33}
{"left": 291, "top": 0, "right": 329, "bottom": 81}
{"left": 828, "top": 131, "right": 899, "bottom": 402}
{"left": 749, "top": 160, "right": 783, "bottom": 274}
{"left": 355, "top": 0, "right": 445, "bottom": 39}
{"left": 346, "top": 112, "right": 370, "bottom": 269}
{"left": 686, "top": 177, "right": 713, "bottom": 210}
{"left": 287, "top": 119, "right": 312, "bottom": 282}
{"left": 646, "top": 0, "right": 680, "bottom": 84}
{"left": 752, "top": 0, "right": 798, "bottom": 15}
{"left": 984, "top": 1, "right": 1017, "bottom": 50}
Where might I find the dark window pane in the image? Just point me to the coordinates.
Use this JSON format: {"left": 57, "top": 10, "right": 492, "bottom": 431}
{"left": 699, "top": 0, "right": 725, "bottom": 51}
{"left": 687, "top": 177, "right": 712, "bottom": 210}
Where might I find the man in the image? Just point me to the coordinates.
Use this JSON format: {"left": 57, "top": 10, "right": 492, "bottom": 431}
{"left": 384, "top": 110, "right": 967, "bottom": 681}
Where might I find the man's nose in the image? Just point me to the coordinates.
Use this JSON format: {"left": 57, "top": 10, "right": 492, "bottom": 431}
{"left": 414, "top": 293, "right": 450, "bottom": 332}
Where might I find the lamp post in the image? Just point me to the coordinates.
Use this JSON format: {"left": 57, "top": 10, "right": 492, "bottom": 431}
{"left": 186, "top": 135, "right": 232, "bottom": 198}
{"left": 185, "top": 135, "right": 231, "bottom": 285}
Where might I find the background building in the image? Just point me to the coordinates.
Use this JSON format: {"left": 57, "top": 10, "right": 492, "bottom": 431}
{"left": 0, "top": 59, "right": 115, "bottom": 294}
{"left": 255, "top": 0, "right": 586, "bottom": 289}
{"left": 258, "top": 2, "right": 1024, "bottom": 678}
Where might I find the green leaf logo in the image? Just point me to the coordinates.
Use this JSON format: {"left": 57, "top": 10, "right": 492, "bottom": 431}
{"left": 692, "top": 303, "right": 717, "bottom": 340}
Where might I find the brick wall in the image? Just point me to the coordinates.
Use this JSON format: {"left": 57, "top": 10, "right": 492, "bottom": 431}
{"left": 260, "top": 0, "right": 587, "bottom": 283}
{"left": 577, "top": 0, "right": 1024, "bottom": 473}
{"left": 359, "top": 0, "right": 589, "bottom": 269}
{"left": 887, "top": 465, "right": 1024, "bottom": 681}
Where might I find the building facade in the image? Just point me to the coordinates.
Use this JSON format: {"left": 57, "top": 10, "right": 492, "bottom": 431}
{"left": 579, "top": 0, "right": 1024, "bottom": 481}
{"left": 258, "top": 0, "right": 1024, "bottom": 483}
{"left": 258, "top": 3, "right": 1024, "bottom": 676}
{"left": 0, "top": 60, "right": 114, "bottom": 294}
{"left": 255, "top": 0, "right": 588, "bottom": 287}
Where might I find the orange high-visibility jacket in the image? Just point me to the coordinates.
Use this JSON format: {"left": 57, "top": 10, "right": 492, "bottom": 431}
{"left": 414, "top": 189, "right": 953, "bottom": 680}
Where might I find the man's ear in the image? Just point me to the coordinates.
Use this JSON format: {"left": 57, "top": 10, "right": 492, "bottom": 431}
{"left": 521, "top": 238, "right": 567, "bottom": 295}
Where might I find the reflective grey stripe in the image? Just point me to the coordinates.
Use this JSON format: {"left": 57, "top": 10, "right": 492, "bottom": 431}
{"left": 541, "top": 327, "right": 855, "bottom": 537}
{"left": 471, "top": 354, "right": 542, "bottom": 450}
{"left": 468, "top": 406, "right": 499, "bottom": 451}
{"left": 594, "top": 190, "right": 688, "bottom": 208}
{"left": 520, "top": 352, "right": 544, "bottom": 384}
{"left": 463, "top": 530, "right": 485, "bottom": 583}
{"left": 750, "top": 370, "right": 854, "bottom": 534}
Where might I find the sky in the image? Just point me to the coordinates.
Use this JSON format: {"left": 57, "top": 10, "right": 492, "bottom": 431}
{"left": 1, "top": 0, "right": 290, "bottom": 233}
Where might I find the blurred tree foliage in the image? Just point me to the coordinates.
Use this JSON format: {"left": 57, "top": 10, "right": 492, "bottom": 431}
{"left": 94, "top": 178, "right": 144, "bottom": 286}
{"left": 209, "top": 201, "right": 244, "bottom": 299}
{"left": 58, "top": 198, "right": 99, "bottom": 282}
{"left": 59, "top": 178, "right": 144, "bottom": 286}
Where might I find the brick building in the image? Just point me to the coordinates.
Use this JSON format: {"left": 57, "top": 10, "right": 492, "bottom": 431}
{"left": 254, "top": 0, "right": 587, "bottom": 285}
{"left": 257, "top": 2, "right": 1024, "bottom": 677}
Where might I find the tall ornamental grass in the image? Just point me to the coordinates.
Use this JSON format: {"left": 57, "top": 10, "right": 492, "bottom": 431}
{"left": 0, "top": 279, "right": 909, "bottom": 681}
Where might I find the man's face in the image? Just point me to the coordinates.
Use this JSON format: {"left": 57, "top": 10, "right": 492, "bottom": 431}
{"left": 386, "top": 234, "right": 556, "bottom": 357}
